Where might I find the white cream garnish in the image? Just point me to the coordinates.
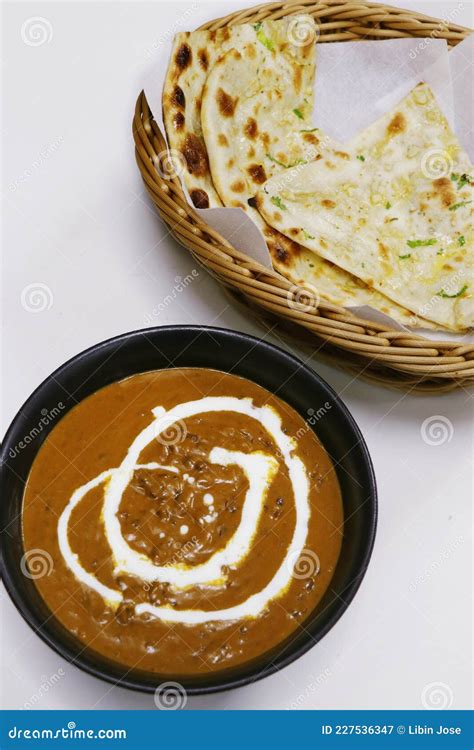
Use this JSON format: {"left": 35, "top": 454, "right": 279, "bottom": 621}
{"left": 203, "top": 493, "right": 214, "bottom": 506}
{"left": 106, "top": 447, "right": 277, "bottom": 587}
{"left": 179, "top": 525, "right": 189, "bottom": 535}
{"left": 57, "top": 396, "right": 311, "bottom": 624}
{"left": 57, "top": 462, "right": 175, "bottom": 606}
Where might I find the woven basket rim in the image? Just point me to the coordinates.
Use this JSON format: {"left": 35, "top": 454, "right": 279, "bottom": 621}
{"left": 133, "top": 0, "right": 473, "bottom": 391}
{"left": 199, "top": 0, "right": 472, "bottom": 34}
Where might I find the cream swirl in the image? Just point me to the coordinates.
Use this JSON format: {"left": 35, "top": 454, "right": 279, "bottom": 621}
{"left": 57, "top": 396, "right": 311, "bottom": 623}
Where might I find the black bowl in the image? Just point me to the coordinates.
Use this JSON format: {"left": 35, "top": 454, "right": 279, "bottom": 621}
{"left": 1, "top": 325, "right": 377, "bottom": 695}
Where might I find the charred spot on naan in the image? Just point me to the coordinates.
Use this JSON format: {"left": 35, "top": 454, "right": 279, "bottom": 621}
{"left": 387, "top": 112, "right": 406, "bottom": 137}
{"left": 218, "top": 134, "right": 229, "bottom": 147}
{"left": 264, "top": 227, "right": 301, "bottom": 266}
{"left": 293, "top": 66, "right": 302, "bottom": 93}
{"left": 182, "top": 134, "right": 209, "bottom": 177}
{"left": 431, "top": 177, "right": 456, "bottom": 209}
{"left": 321, "top": 199, "right": 336, "bottom": 209}
{"left": 190, "top": 189, "right": 210, "bottom": 209}
{"left": 175, "top": 43, "right": 192, "bottom": 71}
{"left": 244, "top": 118, "right": 258, "bottom": 140}
{"left": 247, "top": 163, "right": 267, "bottom": 184}
{"left": 303, "top": 133, "right": 319, "bottom": 146}
{"left": 246, "top": 43, "right": 257, "bottom": 60}
{"left": 217, "top": 88, "right": 238, "bottom": 117}
{"left": 230, "top": 180, "right": 246, "bottom": 193}
{"left": 173, "top": 112, "right": 185, "bottom": 131}
{"left": 198, "top": 49, "right": 209, "bottom": 70}
{"left": 171, "top": 85, "right": 186, "bottom": 109}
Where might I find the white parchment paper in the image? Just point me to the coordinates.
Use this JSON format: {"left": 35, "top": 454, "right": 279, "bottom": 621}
{"left": 144, "top": 30, "right": 473, "bottom": 341}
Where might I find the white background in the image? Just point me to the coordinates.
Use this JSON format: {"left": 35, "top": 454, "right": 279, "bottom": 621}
{"left": 1, "top": 0, "right": 473, "bottom": 711}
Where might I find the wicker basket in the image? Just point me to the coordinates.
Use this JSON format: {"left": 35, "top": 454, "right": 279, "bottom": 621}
{"left": 133, "top": 0, "right": 473, "bottom": 392}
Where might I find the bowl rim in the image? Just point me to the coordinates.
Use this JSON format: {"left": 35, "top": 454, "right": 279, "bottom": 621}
{"left": 1, "top": 324, "right": 377, "bottom": 696}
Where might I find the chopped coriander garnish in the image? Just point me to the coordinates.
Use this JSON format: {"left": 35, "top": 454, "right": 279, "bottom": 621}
{"left": 399, "top": 254, "right": 411, "bottom": 259}
{"left": 300, "top": 127, "right": 319, "bottom": 133}
{"left": 356, "top": 155, "right": 365, "bottom": 162}
{"left": 257, "top": 31, "right": 274, "bottom": 51}
{"left": 293, "top": 108, "right": 304, "bottom": 119}
{"left": 406, "top": 238, "right": 437, "bottom": 248}
{"left": 451, "top": 172, "right": 471, "bottom": 190}
{"left": 436, "top": 249, "right": 444, "bottom": 255}
{"left": 458, "top": 236, "right": 466, "bottom": 246}
{"left": 253, "top": 22, "right": 274, "bottom": 51}
{"left": 303, "top": 229, "right": 315, "bottom": 240}
{"left": 266, "top": 153, "right": 287, "bottom": 168}
{"left": 385, "top": 201, "right": 391, "bottom": 209}
{"left": 271, "top": 195, "right": 287, "bottom": 210}
{"left": 449, "top": 200, "right": 473, "bottom": 211}
{"left": 436, "top": 285, "right": 468, "bottom": 299}
{"left": 389, "top": 217, "right": 398, "bottom": 222}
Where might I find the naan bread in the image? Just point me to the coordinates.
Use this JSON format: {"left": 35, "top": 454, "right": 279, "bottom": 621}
{"left": 163, "top": 25, "right": 263, "bottom": 209}
{"left": 163, "top": 20, "right": 439, "bottom": 328}
{"left": 257, "top": 84, "right": 473, "bottom": 331}
{"left": 200, "top": 24, "right": 436, "bottom": 327}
